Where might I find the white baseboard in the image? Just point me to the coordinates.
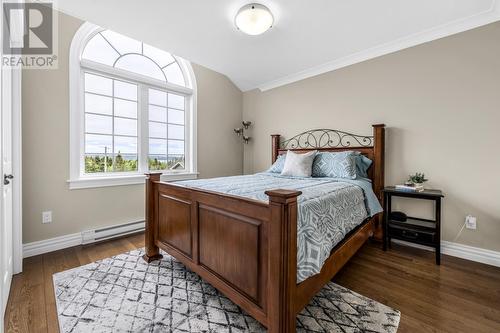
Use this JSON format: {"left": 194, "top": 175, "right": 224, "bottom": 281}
{"left": 23, "top": 221, "right": 145, "bottom": 258}
{"left": 391, "top": 239, "right": 500, "bottom": 268}
{"left": 441, "top": 241, "right": 500, "bottom": 268}
{"left": 23, "top": 232, "right": 82, "bottom": 258}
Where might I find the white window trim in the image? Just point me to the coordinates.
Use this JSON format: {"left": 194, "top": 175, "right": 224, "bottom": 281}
{"left": 68, "top": 22, "right": 197, "bottom": 189}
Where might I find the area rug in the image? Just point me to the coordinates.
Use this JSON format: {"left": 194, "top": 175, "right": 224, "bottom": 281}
{"left": 53, "top": 249, "right": 400, "bottom": 332}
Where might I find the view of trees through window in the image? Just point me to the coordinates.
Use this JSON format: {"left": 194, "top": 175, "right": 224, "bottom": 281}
{"left": 84, "top": 154, "right": 184, "bottom": 173}
{"left": 85, "top": 153, "right": 137, "bottom": 173}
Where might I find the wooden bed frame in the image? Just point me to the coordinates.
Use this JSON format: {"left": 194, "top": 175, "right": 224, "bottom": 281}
{"left": 143, "top": 124, "right": 385, "bottom": 333}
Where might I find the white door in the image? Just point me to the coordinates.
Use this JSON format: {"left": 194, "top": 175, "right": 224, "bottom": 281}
{"left": 1, "top": 54, "right": 14, "bottom": 326}
{"left": 1, "top": 5, "right": 23, "bottom": 329}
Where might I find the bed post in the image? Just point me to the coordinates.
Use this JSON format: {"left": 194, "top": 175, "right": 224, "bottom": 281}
{"left": 372, "top": 124, "right": 386, "bottom": 240}
{"left": 265, "top": 189, "right": 302, "bottom": 333}
{"left": 143, "top": 172, "right": 163, "bottom": 263}
{"left": 271, "top": 134, "right": 280, "bottom": 163}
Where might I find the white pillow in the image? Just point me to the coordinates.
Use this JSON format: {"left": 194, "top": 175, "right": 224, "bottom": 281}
{"left": 281, "top": 150, "right": 317, "bottom": 177}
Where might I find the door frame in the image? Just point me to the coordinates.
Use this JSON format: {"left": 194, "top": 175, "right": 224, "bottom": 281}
{"left": 11, "top": 67, "right": 22, "bottom": 275}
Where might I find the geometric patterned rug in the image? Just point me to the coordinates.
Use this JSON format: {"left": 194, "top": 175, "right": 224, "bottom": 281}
{"left": 53, "top": 249, "right": 400, "bottom": 332}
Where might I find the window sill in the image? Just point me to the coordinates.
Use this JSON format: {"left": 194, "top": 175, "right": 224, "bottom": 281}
{"left": 68, "top": 172, "right": 199, "bottom": 190}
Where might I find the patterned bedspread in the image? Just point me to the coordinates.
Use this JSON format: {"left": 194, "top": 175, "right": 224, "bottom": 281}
{"left": 175, "top": 173, "right": 378, "bottom": 283}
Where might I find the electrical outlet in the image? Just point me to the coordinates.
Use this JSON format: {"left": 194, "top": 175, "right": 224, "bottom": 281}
{"left": 42, "top": 211, "right": 52, "bottom": 224}
{"left": 465, "top": 215, "right": 477, "bottom": 230}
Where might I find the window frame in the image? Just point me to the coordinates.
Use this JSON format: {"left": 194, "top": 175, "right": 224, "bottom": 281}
{"left": 69, "top": 23, "right": 197, "bottom": 189}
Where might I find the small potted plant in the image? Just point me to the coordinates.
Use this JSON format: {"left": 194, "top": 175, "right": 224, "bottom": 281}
{"left": 406, "top": 173, "right": 428, "bottom": 187}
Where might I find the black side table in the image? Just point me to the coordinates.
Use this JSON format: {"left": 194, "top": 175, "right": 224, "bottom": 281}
{"left": 382, "top": 187, "right": 444, "bottom": 264}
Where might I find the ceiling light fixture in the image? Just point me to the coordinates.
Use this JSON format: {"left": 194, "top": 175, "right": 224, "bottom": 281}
{"left": 235, "top": 3, "right": 274, "bottom": 35}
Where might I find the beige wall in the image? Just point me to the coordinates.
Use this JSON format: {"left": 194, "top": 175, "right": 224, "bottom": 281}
{"left": 243, "top": 22, "right": 500, "bottom": 252}
{"left": 22, "top": 12, "right": 243, "bottom": 243}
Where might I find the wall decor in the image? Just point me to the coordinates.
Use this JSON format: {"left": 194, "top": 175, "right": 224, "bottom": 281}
{"left": 234, "top": 121, "right": 252, "bottom": 144}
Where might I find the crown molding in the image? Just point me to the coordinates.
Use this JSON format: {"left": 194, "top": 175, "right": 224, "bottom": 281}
{"left": 256, "top": 2, "right": 500, "bottom": 92}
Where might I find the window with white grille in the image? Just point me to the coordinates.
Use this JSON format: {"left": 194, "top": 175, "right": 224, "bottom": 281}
{"left": 69, "top": 23, "right": 197, "bottom": 188}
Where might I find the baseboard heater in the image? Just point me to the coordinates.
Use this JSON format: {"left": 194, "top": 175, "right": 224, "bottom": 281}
{"left": 81, "top": 220, "right": 145, "bottom": 245}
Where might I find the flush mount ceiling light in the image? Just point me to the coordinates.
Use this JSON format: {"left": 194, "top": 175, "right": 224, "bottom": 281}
{"left": 235, "top": 3, "right": 274, "bottom": 35}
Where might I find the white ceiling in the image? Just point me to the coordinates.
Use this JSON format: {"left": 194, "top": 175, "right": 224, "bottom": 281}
{"left": 56, "top": 0, "right": 500, "bottom": 91}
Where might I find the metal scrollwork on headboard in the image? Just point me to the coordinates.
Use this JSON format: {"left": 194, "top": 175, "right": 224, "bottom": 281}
{"left": 280, "top": 129, "right": 373, "bottom": 149}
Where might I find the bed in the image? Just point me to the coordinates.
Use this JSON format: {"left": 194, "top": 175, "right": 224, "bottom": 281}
{"left": 143, "top": 124, "right": 385, "bottom": 333}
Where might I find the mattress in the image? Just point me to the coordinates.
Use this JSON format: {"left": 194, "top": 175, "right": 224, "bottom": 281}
{"left": 175, "top": 172, "right": 381, "bottom": 282}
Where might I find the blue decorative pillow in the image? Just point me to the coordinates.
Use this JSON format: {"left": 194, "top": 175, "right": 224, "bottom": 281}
{"left": 313, "top": 151, "right": 371, "bottom": 178}
{"left": 267, "top": 154, "right": 286, "bottom": 173}
{"left": 312, "top": 151, "right": 357, "bottom": 179}
{"left": 354, "top": 153, "right": 373, "bottom": 178}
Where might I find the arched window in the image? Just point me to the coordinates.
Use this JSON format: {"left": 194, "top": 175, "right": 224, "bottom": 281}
{"left": 69, "top": 23, "right": 197, "bottom": 189}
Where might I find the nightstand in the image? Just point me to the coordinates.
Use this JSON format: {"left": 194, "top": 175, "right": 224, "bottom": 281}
{"left": 382, "top": 186, "right": 444, "bottom": 264}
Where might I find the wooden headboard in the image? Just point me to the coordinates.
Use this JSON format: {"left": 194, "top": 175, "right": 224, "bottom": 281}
{"left": 271, "top": 124, "right": 385, "bottom": 205}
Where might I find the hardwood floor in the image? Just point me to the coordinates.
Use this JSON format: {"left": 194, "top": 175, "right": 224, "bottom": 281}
{"left": 4, "top": 234, "right": 144, "bottom": 333}
{"left": 4, "top": 234, "right": 500, "bottom": 332}
{"left": 335, "top": 241, "right": 500, "bottom": 333}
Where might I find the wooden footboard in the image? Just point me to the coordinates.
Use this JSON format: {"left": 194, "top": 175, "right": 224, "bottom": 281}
{"left": 143, "top": 173, "right": 302, "bottom": 331}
